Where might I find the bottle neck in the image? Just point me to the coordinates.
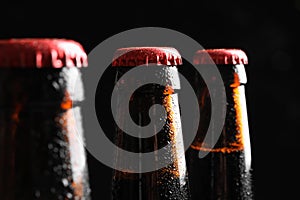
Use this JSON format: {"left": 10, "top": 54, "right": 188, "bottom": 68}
{"left": 110, "top": 65, "right": 190, "bottom": 199}
{"left": 112, "top": 65, "right": 182, "bottom": 152}
{"left": 112, "top": 66, "right": 186, "bottom": 162}
{"left": 184, "top": 63, "right": 253, "bottom": 200}
{"left": 0, "top": 68, "right": 84, "bottom": 110}
{"left": 219, "top": 64, "right": 247, "bottom": 87}
{"left": 191, "top": 64, "right": 250, "bottom": 156}
{"left": 194, "top": 64, "right": 247, "bottom": 87}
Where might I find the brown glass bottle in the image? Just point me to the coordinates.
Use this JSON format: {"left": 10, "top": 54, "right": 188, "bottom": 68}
{"left": 185, "top": 49, "right": 253, "bottom": 200}
{"left": 0, "top": 39, "right": 91, "bottom": 200}
{"left": 108, "top": 47, "right": 191, "bottom": 200}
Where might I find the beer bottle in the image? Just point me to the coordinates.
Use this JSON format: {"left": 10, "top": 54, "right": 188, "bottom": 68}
{"left": 185, "top": 49, "right": 253, "bottom": 200}
{"left": 107, "top": 47, "right": 191, "bottom": 200}
{"left": 0, "top": 38, "right": 91, "bottom": 200}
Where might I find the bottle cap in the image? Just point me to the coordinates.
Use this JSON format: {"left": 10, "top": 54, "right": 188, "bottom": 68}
{"left": 193, "top": 49, "right": 248, "bottom": 65}
{"left": 0, "top": 38, "right": 88, "bottom": 68}
{"left": 112, "top": 47, "right": 182, "bottom": 67}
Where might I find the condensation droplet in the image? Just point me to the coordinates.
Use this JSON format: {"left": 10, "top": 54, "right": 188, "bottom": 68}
{"left": 66, "top": 193, "right": 73, "bottom": 199}
{"left": 35, "top": 190, "right": 40, "bottom": 197}
{"left": 59, "top": 150, "right": 65, "bottom": 158}
{"left": 50, "top": 187, "right": 56, "bottom": 194}
{"left": 58, "top": 78, "right": 64, "bottom": 85}
{"left": 48, "top": 143, "right": 53, "bottom": 149}
{"left": 52, "top": 82, "right": 60, "bottom": 90}
{"left": 59, "top": 118, "right": 64, "bottom": 125}
{"left": 62, "top": 178, "right": 69, "bottom": 187}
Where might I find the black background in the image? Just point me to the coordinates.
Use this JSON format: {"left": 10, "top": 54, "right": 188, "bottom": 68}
{"left": 1, "top": 1, "right": 299, "bottom": 199}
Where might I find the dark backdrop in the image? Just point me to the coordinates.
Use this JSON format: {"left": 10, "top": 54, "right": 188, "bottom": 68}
{"left": 1, "top": 1, "right": 299, "bottom": 199}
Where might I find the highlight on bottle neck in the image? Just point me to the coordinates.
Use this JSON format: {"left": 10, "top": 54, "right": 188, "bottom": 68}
{"left": 193, "top": 48, "right": 248, "bottom": 87}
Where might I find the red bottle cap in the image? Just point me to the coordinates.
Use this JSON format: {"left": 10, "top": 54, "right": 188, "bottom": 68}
{"left": 0, "top": 38, "right": 88, "bottom": 68}
{"left": 112, "top": 47, "right": 182, "bottom": 67}
{"left": 193, "top": 49, "right": 248, "bottom": 65}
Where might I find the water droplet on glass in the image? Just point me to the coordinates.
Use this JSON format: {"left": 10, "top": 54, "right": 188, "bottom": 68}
{"left": 62, "top": 178, "right": 69, "bottom": 187}
{"left": 59, "top": 150, "right": 65, "bottom": 158}
{"left": 35, "top": 190, "right": 40, "bottom": 197}
{"left": 48, "top": 143, "right": 53, "bottom": 149}
{"left": 50, "top": 187, "right": 56, "bottom": 194}
{"left": 53, "top": 147, "right": 59, "bottom": 153}
{"left": 59, "top": 118, "right": 64, "bottom": 125}
{"left": 52, "top": 82, "right": 60, "bottom": 90}
{"left": 58, "top": 78, "right": 64, "bottom": 85}
{"left": 66, "top": 193, "right": 73, "bottom": 199}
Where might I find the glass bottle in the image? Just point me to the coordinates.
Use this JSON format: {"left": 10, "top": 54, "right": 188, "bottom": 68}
{"left": 107, "top": 47, "right": 191, "bottom": 200}
{"left": 0, "top": 38, "right": 91, "bottom": 200}
{"left": 185, "top": 48, "right": 253, "bottom": 200}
